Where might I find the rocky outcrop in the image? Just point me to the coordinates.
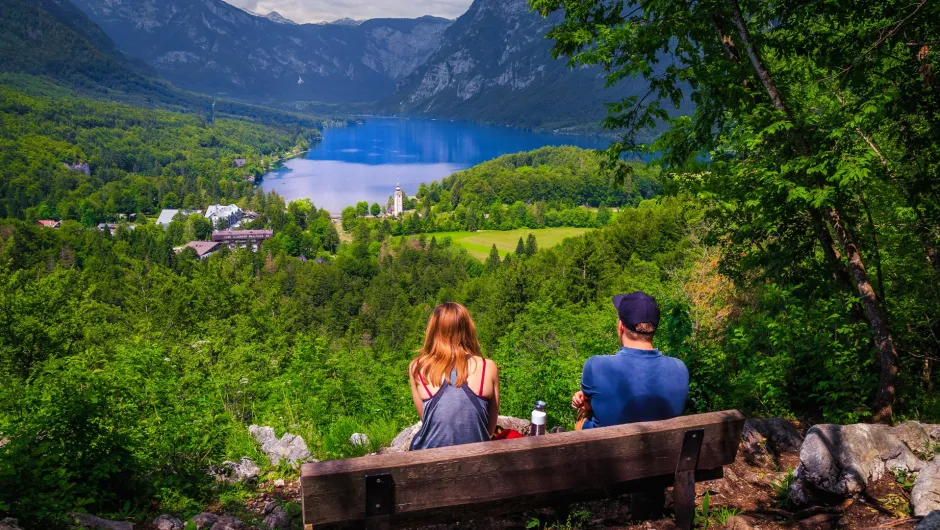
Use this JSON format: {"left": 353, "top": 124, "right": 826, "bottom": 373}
{"left": 350, "top": 433, "right": 370, "bottom": 447}
{"left": 211, "top": 457, "right": 261, "bottom": 484}
{"left": 912, "top": 459, "right": 940, "bottom": 516}
{"left": 190, "top": 513, "right": 218, "bottom": 530}
{"left": 790, "top": 422, "right": 939, "bottom": 505}
{"left": 71, "top": 513, "right": 134, "bottom": 530}
{"left": 152, "top": 515, "right": 183, "bottom": 530}
{"left": 209, "top": 515, "right": 246, "bottom": 530}
{"left": 249, "top": 425, "right": 314, "bottom": 467}
{"left": 262, "top": 501, "right": 290, "bottom": 529}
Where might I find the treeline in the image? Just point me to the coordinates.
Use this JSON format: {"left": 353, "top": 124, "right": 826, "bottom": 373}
{"left": 0, "top": 85, "right": 317, "bottom": 222}
{"left": 341, "top": 147, "right": 656, "bottom": 234}
{"left": 1, "top": 195, "right": 935, "bottom": 527}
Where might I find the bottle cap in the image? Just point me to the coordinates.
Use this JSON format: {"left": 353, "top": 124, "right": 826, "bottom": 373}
{"left": 534, "top": 400, "right": 546, "bottom": 412}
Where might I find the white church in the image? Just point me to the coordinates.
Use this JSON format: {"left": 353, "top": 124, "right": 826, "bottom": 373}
{"left": 387, "top": 183, "right": 404, "bottom": 217}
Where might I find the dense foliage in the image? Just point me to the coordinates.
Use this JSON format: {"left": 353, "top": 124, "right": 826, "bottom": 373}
{"left": 0, "top": 84, "right": 315, "bottom": 222}
{"left": 533, "top": 0, "right": 940, "bottom": 423}
{"left": 341, "top": 147, "right": 657, "bottom": 234}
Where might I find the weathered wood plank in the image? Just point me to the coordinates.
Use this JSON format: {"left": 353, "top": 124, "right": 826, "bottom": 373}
{"left": 302, "top": 410, "right": 744, "bottom": 527}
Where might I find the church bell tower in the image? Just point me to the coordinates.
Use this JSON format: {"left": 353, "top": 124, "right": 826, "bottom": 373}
{"left": 394, "top": 183, "right": 404, "bottom": 218}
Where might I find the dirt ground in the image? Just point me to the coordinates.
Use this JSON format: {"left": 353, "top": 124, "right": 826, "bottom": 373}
{"left": 169, "top": 423, "right": 926, "bottom": 530}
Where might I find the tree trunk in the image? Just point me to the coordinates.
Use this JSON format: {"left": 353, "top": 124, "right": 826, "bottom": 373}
{"left": 727, "top": 0, "right": 900, "bottom": 423}
{"left": 824, "top": 207, "right": 899, "bottom": 423}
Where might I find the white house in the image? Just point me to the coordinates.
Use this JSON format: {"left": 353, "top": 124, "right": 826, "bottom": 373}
{"left": 205, "top": 204, "right": 244, "bottom": 229}
{"left": 157, "top": 209, "right": 199, "bottom": 228}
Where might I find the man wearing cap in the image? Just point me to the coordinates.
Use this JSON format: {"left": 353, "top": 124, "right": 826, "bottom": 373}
{"left": 572, "top": 291, "right": 690, "bottom": 430}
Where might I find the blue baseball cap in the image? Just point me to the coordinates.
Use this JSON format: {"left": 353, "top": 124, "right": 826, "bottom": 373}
{"left": 612, "top": 292, "right": 660, "bottom": 332}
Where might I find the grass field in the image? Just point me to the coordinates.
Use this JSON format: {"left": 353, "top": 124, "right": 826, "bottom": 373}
{"left": 419, "top": 227, "right": 592, "bottom": 260}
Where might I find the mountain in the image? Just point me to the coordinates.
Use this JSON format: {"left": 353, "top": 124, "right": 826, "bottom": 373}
{"left": 69, "top": 0, "right": 453, "bottom": 103}
{"left": 0, "top": 0, "right": 326, "bottom": 128}
{"left": 383, "top": 0, "right": 636, "bottom": 130}
{"left": 264, "top": 11, "right": 296, "bottom": 25}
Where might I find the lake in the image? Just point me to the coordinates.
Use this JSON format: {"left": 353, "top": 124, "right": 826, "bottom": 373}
{"left": 260, "top": 117, "right": 611, "bottom": 213}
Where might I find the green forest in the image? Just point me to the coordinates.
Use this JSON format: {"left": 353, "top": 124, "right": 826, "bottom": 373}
{"left": 340, "top": 147, "right": 659, "bottom": 234}
{"left": 0, "top": 0, "right": 939, "bottom": 527}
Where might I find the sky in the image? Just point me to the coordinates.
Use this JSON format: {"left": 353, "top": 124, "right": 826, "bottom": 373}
{"left": 223, "top": 0, "right": 471, "bottom": 23}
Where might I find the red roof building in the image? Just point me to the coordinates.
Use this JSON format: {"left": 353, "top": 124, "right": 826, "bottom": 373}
{"left": 37, "top": 220, "right": 60, "bottom": 229}
{"left": 211, "top": 229, "right": 273, "bottom": 251}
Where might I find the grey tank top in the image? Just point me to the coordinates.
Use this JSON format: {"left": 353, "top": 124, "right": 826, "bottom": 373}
{"left": 410, "top": 368, "right": 490, "bottom": 451}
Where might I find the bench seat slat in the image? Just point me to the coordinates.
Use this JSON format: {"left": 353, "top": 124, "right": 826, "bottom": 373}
{"left": 302, "top": 410, "right": 744, "bottom": 527}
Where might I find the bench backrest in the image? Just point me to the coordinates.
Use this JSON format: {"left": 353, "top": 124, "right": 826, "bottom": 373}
{"left": 301, "top": 410, "right": 745, "bottom": 528}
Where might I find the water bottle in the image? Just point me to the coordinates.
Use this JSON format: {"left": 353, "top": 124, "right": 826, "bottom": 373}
{"left": 530, "top": 400, "right": 547, "bottom": 436}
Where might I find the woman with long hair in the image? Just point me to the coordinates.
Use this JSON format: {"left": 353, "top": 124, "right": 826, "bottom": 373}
{"left": 408, "top": 302, "right": 500, "bottom": 450}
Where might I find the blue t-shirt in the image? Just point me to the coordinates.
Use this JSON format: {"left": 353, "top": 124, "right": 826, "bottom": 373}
{"left": 581, "top": 347, "right": 689, "bottom": 429}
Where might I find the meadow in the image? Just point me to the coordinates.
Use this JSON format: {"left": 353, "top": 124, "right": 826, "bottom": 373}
{"left": 409, "top": 227, "right": 592, "bottom": 259}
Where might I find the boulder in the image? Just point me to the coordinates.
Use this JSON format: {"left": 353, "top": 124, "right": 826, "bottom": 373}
{"left": 70, "top": 513, "right": 134, "bottom": 530}
{"left": 152, "top": 515, "right": 183, "bottom": 530}
{"left": 741, "top": 418, "right": 803, "bottom": 459}
{"left": 790, "top": 422, "right": 938, "bottom": 505}
{"left": 913, "top": 459, "right": 940, "bottom": 516}
{"left": 209, "top": 515, "right": 246, "bottom": 530}
{"left": 190, "top": 513, "right": 218, "bottom": 530}
{"left": 350, "top": 433, "right": 370, "bottom": 447}
{"left": 263, "top": 505, "right": 290, "bottom": 529}
{"left": 249, "top": 425, "right": 313, "bottom": 467}
{"left": 211, "top": 457, "right": 261, "bottom": 484}
{"left": 918, "top": 511, "right": 940, "bottom": 530}
{"left": 0, "top": 518, "right": 23, "bottom": 530}
{"left": 379, "top": 422, "right": 423, "bottom": 454}
{"left": 381, "top": 416, "right": 530, "bottom": 454}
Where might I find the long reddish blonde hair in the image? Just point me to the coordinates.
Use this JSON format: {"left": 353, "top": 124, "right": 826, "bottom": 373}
{"left": 413, "top": 302, "right": 482, "bottom": 388}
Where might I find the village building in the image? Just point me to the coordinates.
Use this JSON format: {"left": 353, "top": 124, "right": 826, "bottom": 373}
{"left": 233, "top": 158, "right": 247, "bottom": 168}
{"left": 211, "top": 229, "right": 273, "bottom": 251}
{"left": 175, "top": 241, "right": 222, "bottom": 260}
{"left": 157, "top": 209, "right": 200, "bottom": 228}
{"left": 387, "top": 183, "right": 404, "bottom": 217}
{"left": 205, "top": 204, "right": 244, "bottom": 229}
{"left": 37, "top": 220, "right": 60, "bottom": 229}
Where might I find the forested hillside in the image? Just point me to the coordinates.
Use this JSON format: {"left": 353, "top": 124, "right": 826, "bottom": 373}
{"left": 0, "top": 81, "right": 316, "bottom": 222}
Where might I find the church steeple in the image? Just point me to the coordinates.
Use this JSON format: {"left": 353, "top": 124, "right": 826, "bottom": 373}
{"left": 394, "top": 182, "right": 404, "bottom": 218}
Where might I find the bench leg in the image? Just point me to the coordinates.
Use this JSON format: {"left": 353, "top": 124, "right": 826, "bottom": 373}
{"left": 673, "top": 429, "right": 704, "bottom": 530}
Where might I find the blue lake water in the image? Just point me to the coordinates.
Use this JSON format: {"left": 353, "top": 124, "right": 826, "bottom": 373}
{"left": 260, "top": 117, "right": 611, "bottom": 213}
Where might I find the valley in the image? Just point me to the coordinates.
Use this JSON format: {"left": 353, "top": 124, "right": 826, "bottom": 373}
{"left": 0, "top": 0, "right": 937, "bottom": 529}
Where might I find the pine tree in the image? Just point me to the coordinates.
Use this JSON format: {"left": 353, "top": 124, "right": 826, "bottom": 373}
{"left": 515, "top": 237, "right": 526, "bottom": 256}
{"left": 525, "top": 233, "right": 538, "bottom": 256}
{"left": 486, "top": 244, "right": 501, "bottom": 271}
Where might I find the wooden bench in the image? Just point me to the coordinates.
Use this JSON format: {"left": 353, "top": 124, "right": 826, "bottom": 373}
{"left": 301, "top": 410, "right": 745, "bottom": 529}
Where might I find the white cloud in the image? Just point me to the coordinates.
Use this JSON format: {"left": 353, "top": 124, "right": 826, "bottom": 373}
{"left": 225, "top": 0, "right": 472, "bottom": 23}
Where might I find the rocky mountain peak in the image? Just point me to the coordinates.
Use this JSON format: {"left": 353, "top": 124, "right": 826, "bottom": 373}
{"left": 264, "top": 11, "right": 296, "bottom": 25}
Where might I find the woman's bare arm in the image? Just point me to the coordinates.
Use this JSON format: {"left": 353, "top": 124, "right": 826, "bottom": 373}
{"left": 486, "top": 360, "right": 500, "bottom": 436}
{"left": 408, "top": 359, "right": 425, "bottom": 419}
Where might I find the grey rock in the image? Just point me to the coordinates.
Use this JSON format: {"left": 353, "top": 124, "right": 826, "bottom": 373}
{"left": 917, "top": 511, "right": 940, "bottom": 530}
{"left": 273, "top": 478, "right": 285, "bottom": 487}
{"left": 152, "top": 515, "right": 183, "bottom": 530}
{"left": 263, "top": 506, "right": 290, "bottom": 530}
{"left": 211, "top": 457, "right": 261, "bottom": 484}
{"left": 190, "top": 513, "right": 218, "bottom": 530}
{"left": 70, "top": 513, "right": 134, "bottom": 530}
{"left": 913, "top": 459, "right": 940, "bottom": 516}
{"left": 380, "top": 421, "right": 423, "bottom": 454}
{"left": 0, "top": 518, "right": 23, "bottom": 530}
{"left": 249, "top": 425, "right": 313, "bottom": 467}
{"left": 350, "top": 432, "right": 370, "bottom": 447}
{"left": 742, "top": 418, "right": 804, "bottom": 456}
{"left": 209, "top": 515, "right": 246, "bottom": 530}
{"left": 791, "top": 422, "right": 939, "bottom": 505}
{"left": 263, "top": 501, "right": 278, "bottom": 515}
